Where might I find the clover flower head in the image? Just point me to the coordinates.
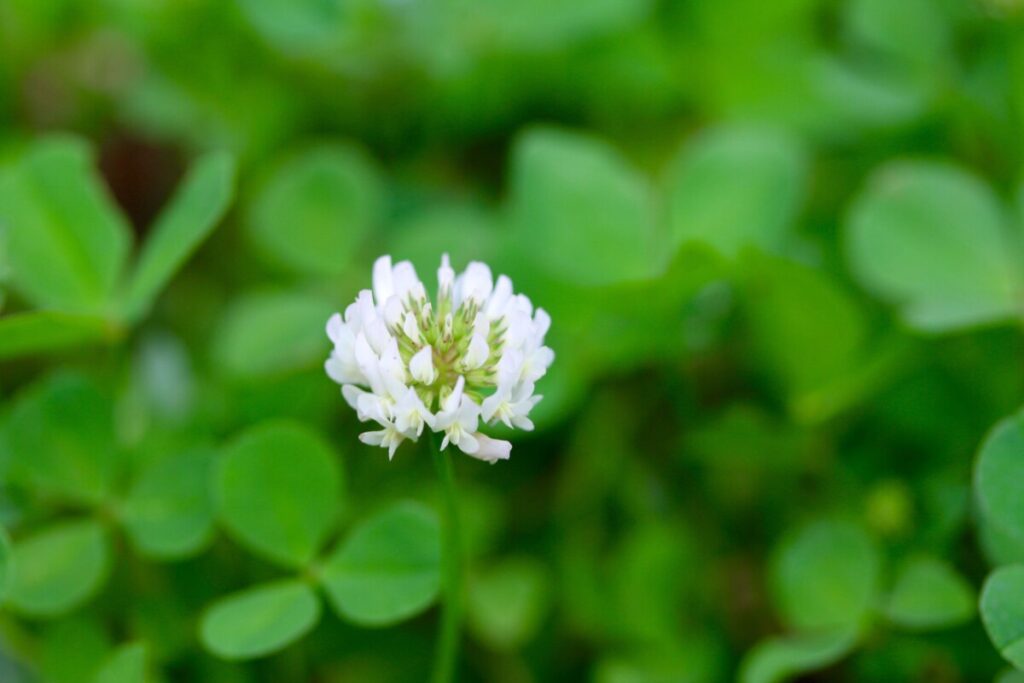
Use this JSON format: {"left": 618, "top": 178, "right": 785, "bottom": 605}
{"left": 326, "top": 255, "right": 554, "bottom": 463}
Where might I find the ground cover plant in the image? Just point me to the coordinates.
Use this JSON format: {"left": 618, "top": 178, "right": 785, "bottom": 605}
{"left": 1, "top": 0, "right": 1024, "bottom": 681}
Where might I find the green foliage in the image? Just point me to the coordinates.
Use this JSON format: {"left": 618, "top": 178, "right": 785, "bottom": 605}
{"left": 0, "top": 1, "right": 1022, "bottom": 680}
{"left": 844, "top": 0, "right": 950, "bottom": 68}
{"left": 982, "top": 516, "right": 1024, "bottom": 568}
{"left": 0, "top": 136, "right": 235, "bottom": 359}
{"left": 739, "top": 629, "right": 859, "bottom": 683}
{"left": 0, "top": 311, "right": 111, "bottom": 359}
{"left": 740, "top": 253, "right": 873, "bottom": 421}
{"left": 770, "top": 519, "right": 880, "bottom": 632}
{"left": 321, "top": 501, "right": 441, "bottom": 626}
{"left": 215, "top": 421, "right": 343, "bottom": 568}
{"left": 666, "top": 125, "right": 806, "bottom": 256}
{"left": 0, "top": 137, "right": 131, "bottom": 312}
{"left": 122, "top": 448, "right": 216, "bottom": 559}
{"left": 122, "top": 151, "right": 236, "bottom": 320}
{"left": 607, "top": 522, "right": 694, "bottom": 642}
{"left": 389, "top": 204, "right": 499, "bottom": 277}
{"left": 5, "top": 371, "right": 119, "bottom": 505}
{"left": 232, "top": 0, "right": 356, "bottom": 62}
{"left": 6, "top": 519, "right": 110, "bottom": 617}
{"left": 456, "top": 0, "right": 653, "bottom": 52}
{"left": 192, "top": 493, "right": 438, "bottom": 661}
{"left": 981, "top": 565, "right": 1024, "bottom": 670}
{"left": 467, "top": 557, "right": 549, "bottom": 649}
{"left": 200, "top": 580, "right": 321, "bottom": 660}
{"left": 93, "top": 643, "right": 149, "bottom": 683}
{"left": 882, "top": 556, "right": 975, "bottom": 630}
{"left": 38, "top": 616, "right": 113, "bottom": 683}
{"left": 245, "top": 145, "right": 382, "bottom": 276}
{"left": 508, "top": 127, "right": 663, "bottom": 286}
{"left": 976, "top": 409, "right": 1024, "bottom": 544}
{"left": 845, "top": 162, "right": 1023, "bottom": 332}
{"left": 212, "top": 290, "right": 335, "bottom": 379}
{"left": 594, "top": 642, "right": 722, "bottom": 683}
{"left": 0, "top": 526, "right": 10, "bottom": 604}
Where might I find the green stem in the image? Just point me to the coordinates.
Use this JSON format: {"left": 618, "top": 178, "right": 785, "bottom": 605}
{"left": 430, "top": 434, "right": 463, "bottom": 683}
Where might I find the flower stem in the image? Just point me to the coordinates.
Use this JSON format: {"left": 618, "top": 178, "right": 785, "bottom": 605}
{"left": 430, "top": 434, "right": 462, "bottom": 683}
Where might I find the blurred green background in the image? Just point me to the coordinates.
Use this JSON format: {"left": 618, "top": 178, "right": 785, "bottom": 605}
{"left": 1, "top": 0, "right": 1024, "bottom": 681}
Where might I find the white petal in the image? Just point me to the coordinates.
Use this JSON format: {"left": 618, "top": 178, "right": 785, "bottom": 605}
{"left": 383, "top": 296, "right": 403, "bottom": 326}
{"left": 533, "top": 307, "right": 551, "bottom": 339}
{"left": 523, "top": 347, "right": 554, "bottom": 384}
{"left": 354, "top": 290, "right": 376, "bottom": 326}
{"left": 364, "top": 318, "right": 391, "bottom": 355}
{"left": 486, "top": 275, "right": 513, "bottom": 318}
{"left": 467, "top": 434, "right": 510, "bottom": 463}
{"left": 359, "top": 430, "right": 385, "bottom": 446}
{"left": 354, "top": 333, "right": 384, "bottom": 394}
{"left": 497, "top": 349, "right": 524, "bottom": 385}
{"left": 395, "top": 387, "right": 433, "bottom": 435}
{"left": 512, "top": 294, "right": 534, "bottom": 316}
{"left": 326, "top": 313, "right": 345, "bottom": 344}
{"left": 456, "top": 431, "right": 480, "bottom": 455}
{"left": 512, "top": 381, "right": 536, "bottom": 401}
{"left": 472, "top": 312, "right": 489, "bottom": 338}
{"left": 462, "top": 333, "right": 489, "bottom": 370}
{"left": 410, "top": 345, "right": 436, "bottom": 384}
{"left": 502, "top": 310, "right": 530, "bottom": 349}
{"left": 381, "top": 372, "right": 409, "bottom": 402}
{"left": 456, "top": 396, "right": 481, "bottom": 432}
{"left": 444, "top": 376, "right": 465, "bottom": 413}
{"left": 479, "top": 397, "right": 498, "bottom": 424}
{"left": 341, "top": 384, "right": 365, "bottom": 411}
{"left": 438, "top": 254, "right": 455, "bottom": 297}
{"left": 372, "top": 255, "right": 394, "bottom": 305}
{"left": 354, "top": 332, "right": 377, "bottom": 370}
{"left": 480, "top": 388, "right": 505, "bottom": 423}
{"left": 325, "top": 355, "right": 349, "bottom": 384}
{"left": 409, "top": 281, "right": 427, "bottom": 302}
{"left": 392, "top": 260, "right": 420, "bottom": 301}
{"left": 403, "top": 312, "right": 421, "bottom": 343}
{"left": 512, "top": 415, "right": 534, "bottom": 431}
{"left": 460, "top": 262, "right": 493, "bottom": 302}
{"left": 357, "top": 392, "right": 390, "bottom": 424}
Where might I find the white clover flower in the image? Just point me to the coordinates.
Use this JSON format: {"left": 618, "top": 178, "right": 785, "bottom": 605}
{"left": 325, "top": 254, "right": 554, "bottom": 463}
